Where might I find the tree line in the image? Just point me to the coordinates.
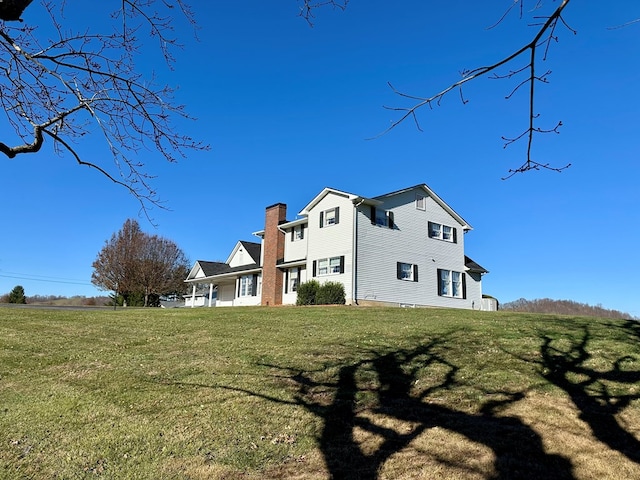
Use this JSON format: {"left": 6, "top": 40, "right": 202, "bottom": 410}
{"left": 501, "top": 298, "right": 638, "bottom": 320}
{"left": 91, "top": 219, "right": 189, "bottom": 307}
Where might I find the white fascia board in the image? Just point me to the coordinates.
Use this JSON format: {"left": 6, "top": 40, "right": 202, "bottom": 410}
{"left": 184, "top": 267, "right": 262, "bottom": 284}
{"left": 377, "top": 183, "right": 472, "bottom": 231}
{"left": 224, "top": 241, "right": 244, "bottom": 265}
{"left": 278, "top": 217, "right": 308, "bottom": 232}
{"left": 298, "top": 187, "right": 359, "bottom": 215}
{"left": 352, "top": 196, "right": 383, "bottom": 207}
{"left": 277, "top": 258, "right": 307, "bottom": 269}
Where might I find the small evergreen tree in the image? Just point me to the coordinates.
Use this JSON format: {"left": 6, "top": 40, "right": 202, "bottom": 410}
{"left": 296, "top": 280, "right": 320, "bottom": 306}
{"left": 8, "top": 285, "right": 26, "bottom": 304}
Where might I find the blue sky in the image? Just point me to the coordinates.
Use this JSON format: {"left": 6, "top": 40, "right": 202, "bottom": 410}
{"left": 2, "top": 1, "right": 639, "bottom": 316}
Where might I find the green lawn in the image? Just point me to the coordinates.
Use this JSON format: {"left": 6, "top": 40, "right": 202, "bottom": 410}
{"left": 1, "top": 306, "right": 639, "bottom": 479}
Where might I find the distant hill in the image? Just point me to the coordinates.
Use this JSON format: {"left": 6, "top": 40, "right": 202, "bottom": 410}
{"left": 24, "top": 295, "right": 111, "bottom": 307}
{"left": 501, "top": 298, "right": 637, "bottom": 320}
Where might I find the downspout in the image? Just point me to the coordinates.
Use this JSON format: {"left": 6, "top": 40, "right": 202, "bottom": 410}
{"left": 352, "top": 200, "right": 365, "bottom": 305}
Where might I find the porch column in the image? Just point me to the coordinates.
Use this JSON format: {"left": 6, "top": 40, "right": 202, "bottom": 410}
{"left": 208, "top": 283, "right": 214, "bottom": 307}
{"left": 191, "top": 284, "right": 196, "bottom": 308}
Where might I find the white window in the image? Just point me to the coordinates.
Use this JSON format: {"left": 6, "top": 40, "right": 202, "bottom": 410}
{"left": 443, "top": 225, "right": 453, "bottom": 241}
{"left": 438, "top": 269, "right": 464, "bottom": 298}
{"left": 239, "top": 275, "right": 253, "bottom": 297}
{"left": 429, "top": 222, "right": 441, "bottom": 239}
{"left": 416, "top": 194, "right": 426, "bottom": 211}
{"left": 294, "top": 225, "right": 304, "bottom": 241}
{"left": 314, "top": 256, "right": 344, "bottom": 276}
{"left": 289, "top": 269, "right": 299, "bottom": 292}
{"left": 397, "top": 262, "right": 418, "bottom": 282}
{"left": 320, "top": 207, "right": 339, "bottom": 228}
{"left": 429, "top": 221, "right": 456, "bottom": 243}
{"left": 329, "top": 256, "right": 342, "bottom": 274}
{"left": 325, "top": 208, "right": 336, "bottom": 225}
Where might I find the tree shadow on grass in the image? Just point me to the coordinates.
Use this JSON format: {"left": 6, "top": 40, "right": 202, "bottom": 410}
{"left": 537, "top": 324, "right": 640, "bottom": 465}
{"left": 247, "top": 336, "right": 574, "bottom": 479}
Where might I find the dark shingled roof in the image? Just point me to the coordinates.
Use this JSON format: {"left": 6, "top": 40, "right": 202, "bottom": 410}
{"left": 239, "top": 241, "right": 262, "bottom": 264}
{"left": 465, "top": 256, "right": 488, "bottom": 274}
{"left": 195, "top": 260, "right": 261, "bottom": 278}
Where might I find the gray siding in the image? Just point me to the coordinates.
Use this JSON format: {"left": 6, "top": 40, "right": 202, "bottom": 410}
{"left": 356, "top": 187, "right": 478, "bottom": 308}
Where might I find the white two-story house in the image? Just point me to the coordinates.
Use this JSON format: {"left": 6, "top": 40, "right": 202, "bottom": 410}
{"left": 185, "top": 184, "right": 488, "bottom": 309}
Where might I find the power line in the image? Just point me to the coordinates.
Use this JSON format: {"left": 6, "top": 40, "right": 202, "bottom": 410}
{"left": 0, "top": 272, "right": 93, "bottom": 286}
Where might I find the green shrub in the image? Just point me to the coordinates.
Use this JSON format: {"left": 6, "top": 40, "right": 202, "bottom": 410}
{"left": 296, "top": 280, "right": 320, "bottom": 305}
{"left": 317, "top": 281, "right": 346, "bottom": 305}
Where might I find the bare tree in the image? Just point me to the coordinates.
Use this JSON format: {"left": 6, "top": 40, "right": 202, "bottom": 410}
{"left": 137, "top": 234, "right": 189, "bottom": 307}
{"left": 91, "top": 218, "right": 144, "bottom": 303}
{"left": 91, "top": 219, "right": 188, "bottom": 307}
{"left": 0, "top": 1, "right": 208, "bottom": 209}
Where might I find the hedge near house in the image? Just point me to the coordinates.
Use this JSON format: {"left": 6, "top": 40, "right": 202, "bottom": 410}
{"left": 296, "top": 280, "right": 345, "bottom": 306}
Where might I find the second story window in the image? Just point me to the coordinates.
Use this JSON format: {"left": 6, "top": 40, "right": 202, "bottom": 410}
{"left": 428, "top": 221, "right": 457, "bottom": 243}
{"left": 291, "top": 225, "right": 305, "bottom": 241}
{"left": 370, "top": 206, "right": 395, "bottom": 229}
{"left": 320, "top": 207, "right": 340, "bottom": 228}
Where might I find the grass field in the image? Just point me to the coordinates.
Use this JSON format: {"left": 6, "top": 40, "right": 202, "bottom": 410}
{"left": 1, "top": 306, "right": 639, "bottom": 479}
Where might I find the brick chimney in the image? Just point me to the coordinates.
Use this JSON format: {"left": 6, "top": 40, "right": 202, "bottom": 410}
{"left": 261, "top": 203, "right": 287, "bottom": 306}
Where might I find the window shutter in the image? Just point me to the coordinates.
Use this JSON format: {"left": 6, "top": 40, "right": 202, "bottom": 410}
{"left": 428, "top": 221, "right": 434, "bottom": 238}
{"left": 291, "top": 229, "right": 294, "bottom": 241}
{"left": 453, "top": 227, "right": 458, "bottom": 244}
{"left": 462, "top": 273, "right": 467, "bottom": 299}
{"left": 300, "top": 225, "right": 305, "bottom": 239}
{"left": 437, "top": 269, "right": 442, "bottom": 296}
{"left": 339, "top": 256, "right": 345, "bottom": 274}
{"left": 413, "top": 264, "right": 419, "bottom": 282}
{"left": 388, "top": 211, "right": 394, "bottom": 229}
{"left": 237, "top": 278, "right": 241, "bottom": 297}
{"left": 334, "top": 207, "right": 340, "bottom": 225}
{"left": 319, "top": 212, "right": 324, "bottom": 228}
{"left": 370, "top": 205, "right": 376, "bottom": 225}
{"left": 397, "top": 262, "right": 402, "bottom": 280}
{"left": 251, "top": 274, "right": 258, "bottom": 296}
{"left": 312, "top": 260, "right": 317, "bottom": 277}
{"left": 284, "top": 269, "right": 289, "bottom": 294}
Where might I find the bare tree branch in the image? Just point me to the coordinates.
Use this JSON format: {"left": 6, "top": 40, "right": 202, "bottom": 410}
{"left": 374, "top": 0, "right": 574, "bottom": 177}
{"left": 298, "top": 0, "right": 348, "bottom": 26}
{"left": 0, "top": 0, "right": 208, "bottom": 210}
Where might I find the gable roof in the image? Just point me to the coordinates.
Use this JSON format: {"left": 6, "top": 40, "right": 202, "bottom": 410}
{"left": 376, "top": 184, "right": 472, "bottom": 231}
{"left": 225, "top": 240, "right": 262, "bottom": 265}
{"left": 241, "top": 241, "right": 261, "bottom": 264}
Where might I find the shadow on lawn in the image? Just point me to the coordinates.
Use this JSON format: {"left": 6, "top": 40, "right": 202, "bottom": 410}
{"left": 253, "top": 336, "right": 574, "bottom": 480}
{"left": 537, "top": 322, "right": 640, "bottom": 465}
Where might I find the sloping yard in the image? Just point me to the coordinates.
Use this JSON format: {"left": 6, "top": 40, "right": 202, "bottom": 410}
{"left": 1, "top": 306, "right": 639, "bottom": 479}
